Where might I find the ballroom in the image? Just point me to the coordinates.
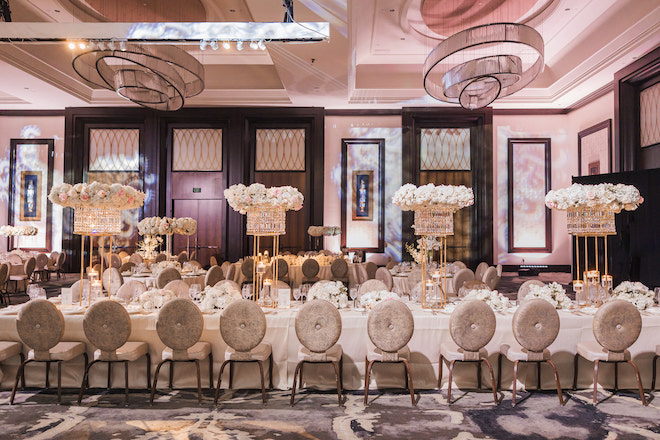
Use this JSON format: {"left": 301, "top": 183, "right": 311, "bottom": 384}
{"left": 0, "top": 0, "right": 659, "bottom": 438}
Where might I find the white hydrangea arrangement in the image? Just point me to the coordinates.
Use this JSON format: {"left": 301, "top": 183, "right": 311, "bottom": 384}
{"left": 134, "top": 288, "right": 176, "bottom": 311}
{"left": 173, "top": 217, "right": 197, "bottom": 235}
{"left": 151, "top": 260, "right": 181, "bottom": 276}
{"left": 526, "top": 282, "right": 573, "bottom": 309}
{"left": 392, "top": 183, "right": 474, "bottom": 211}
{"left": 405, "top": 236, "right": 443, "bottom": 264}
{"left": 611, "top": 281, "right": 655, "bottom": 310}
{"left": 197, "top": 283, "right": 242, "bottom": 312}
{"left": 545, "top": 183, "right": 643, "bottom": 212}
{"left": 463, "top": 289, "right": 510, "bottom": 311}
{"left": 358, "top": 290, "right": 400, "bottom": 309}
{"left": 0, "top": 225, "right": 38, "bottom": 236}
{"left": 224, "top": 183, "right": 304, "bottom": 214}
{"left": 138, "top": 217, "right": 175, "bottom": 235}
{"left": 307, "top": 280, "right": 349, "bottom": 309}
{"left": 307, "top": 226, "right": 341, "bottom": 237}
{"left": 49, "top": 182, "right": 145, "bottom": 209}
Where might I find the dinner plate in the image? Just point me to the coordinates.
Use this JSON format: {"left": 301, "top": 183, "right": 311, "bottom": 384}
{"left": 131, "top": 273, "right": 151, "bottom": 277}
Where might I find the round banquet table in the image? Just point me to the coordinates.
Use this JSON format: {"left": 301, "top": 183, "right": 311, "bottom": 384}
{"left": 0, "top": 301, "right": 658, "bottom": 394}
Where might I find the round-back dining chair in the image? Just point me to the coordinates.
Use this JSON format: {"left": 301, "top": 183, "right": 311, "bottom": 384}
{"left": 205, "top": 265, "right": 224, "bottom": 287}
{"left": 156, "top": 267, "right": 182, "bottom": 289}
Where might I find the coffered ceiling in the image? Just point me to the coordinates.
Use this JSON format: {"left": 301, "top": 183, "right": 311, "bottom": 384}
{"left": 0, "top": 0, "right": 658, "bottom": 110}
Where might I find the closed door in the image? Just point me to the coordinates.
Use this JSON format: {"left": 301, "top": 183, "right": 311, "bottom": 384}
{"left": 173, "top": 199, "right": 223, "bottom": 267}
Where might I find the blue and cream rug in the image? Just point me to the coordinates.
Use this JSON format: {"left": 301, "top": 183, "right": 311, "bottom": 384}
{"left": 1, "top": 387, "right": 658, "bottom": 439}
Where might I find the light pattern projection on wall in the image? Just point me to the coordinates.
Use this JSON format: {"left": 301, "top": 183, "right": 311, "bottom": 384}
{"left": 421, "top": 128, "right": 470, "bottom": 170}
{"left": 330, "top": 127, "right": 402, "bottom": 260}
{"left": 580, "top": 127, "right": 609, "bottom": 176}
{"left": 256, "top": 129, "right": 305, "bottom": 171}
{"left": 89, "top": 129, "right": 139, "bottom": 171}
{"left": 640, "top": 82, "right": 660, "bottom": 148}
{"left": 511, "top": 141, "right": 548, "bottom": 249}
{"left": 173, "top": 129, "right": 222, "bottom": 171}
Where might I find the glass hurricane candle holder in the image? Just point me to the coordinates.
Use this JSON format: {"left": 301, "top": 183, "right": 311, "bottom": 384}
{"left": 573, "top": 280, "right": 585, "bottom": 307}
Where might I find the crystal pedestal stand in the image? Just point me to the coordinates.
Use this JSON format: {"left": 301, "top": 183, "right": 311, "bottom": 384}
{"left": 246, "top": 207, "right": 285, "bottom": 307}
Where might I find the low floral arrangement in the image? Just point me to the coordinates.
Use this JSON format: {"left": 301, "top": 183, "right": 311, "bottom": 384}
{"left": 197, "top": 283, "right": 242, "bottom": 312}
{"left": 224, "top": 183, "right": 304, "bottom": 214}
{"left": 545, "top": 183, "right": 643, "bottom": 213}
{"left": 137, "top": 235, "right": 162, "bottom": 260}
{"left": 526, "top": 282, "right": 572, "bottom": 309}
{"left": 307, "top": 280, "right": 349, "bottom": 309}
{"left": 358, "top": 290, "right": 400, "bottom": 309}
{"left": 307, "top": 226, "right": 341, "bottom": 237}
{"left": 0, "top": 225, "right": 38, "bottom": 236}
{"left": 611, "top": 281, "right": 654, "bottom": 310}
{"left": 134, "top": 288, "right": 176, "bottom": 311}
{"left": 463, "top": 289, "right": 510, "bottom": 311}
{"left": 392, "top": 183, "right": 474, "bottom": 211}
{"left": 49, "top": 182, "right": 145, "bottom": 210}
{"left": 405, "top": 236, "right": 443, "bottom": 264}
{"left": 174, "top": 217, "right": 197, "bottom": 235}
{"left": 152, "top": 260, "right": 181, "bottom": 276}
{"left": 138, "top": 217, "right": 196, "bottom": 235}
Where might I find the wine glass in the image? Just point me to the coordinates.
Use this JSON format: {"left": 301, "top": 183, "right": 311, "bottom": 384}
{"left": 189, "top": 284, "right": 201, "bottom": 302}
{"left": 349, "top": 287, "right": 358, "bottom": 307}
{"left": 293, "top": 287, "right": 302, "bottom": 303}
{"left": 242, "top": 284, "right": 251, "bottom": 300}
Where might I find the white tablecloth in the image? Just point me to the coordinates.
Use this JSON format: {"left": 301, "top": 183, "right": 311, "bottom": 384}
{"left": 0, "top": 302, "right": 658, "bottom": 393}
{"left": 123, "top": 273, "right": 206, "bottom": 289}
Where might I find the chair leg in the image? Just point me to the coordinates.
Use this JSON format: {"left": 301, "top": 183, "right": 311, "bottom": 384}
{"left": 477, "top": 362, "right": 482, "bottom": 389}
{"left": 547, "top": 359, "right": 564, "bottom": 405}
{"left": 447, "top": 360, "right": 456, "bottom": 404}
{"left": 215, "top": 360, "right": 231, "bottom": 405}
{"left": 107, "top": 362, "right": 112, "bottom": 389}
{"left": 402, "top": 359, "right": 415, "bottom": 406}
{"left": 299, "top": 362, "right": 304, "bottom": 388}
{"left": 593, "top": 360, "right": 600, "bottom": 404}
{"left": 195, "top": 360, "right": 202, "bottom": 404}
{"left": 269, "top": 354, "right": 273, "bottom": 390}
{"left": 290, "top": 361, "right": 302, "bottom": 406}
{"left": 339, "top": 355, "right": 344, "bottom": 390}
{"left": 257, "top": 360, "right": 267, "bottom": 404}
{"left": 512, "top": 360, "right": 519, "bottom": 406}
{"left": 124, "top": 361, "right": 129, "bottom": 405}
{"left": 653, "top": 355, "right": 658, "bottom": 390}
{"left": 573, "top": 354, "right": 579, "bottom": 390}
{"left": 497, "top": 353, "right": 502, "bottom": 392}
{"left": 209, "top": 353, "right": 214, "bottom": 390}
{"left": 78, "top": 359, "right": 99, "bottom": 404}
{"left": 482, "top": 358, "right": 498, "bottom": 405}
{"left": 57, "top": 361, "right": 62, "bottom": 403}
{"left": 332, "top": 360, "right": 342, "bottom": 406}
{"left": 146, "top": 353, "right": 152, "bottom": 392}
{"left": 438, "top": 354, "right": 443, "bottom": 389}
{"left": 627, "top": 360, "right": 647, "bottom": 406}
{"left": 229, "top": 362, "right": 234, "bottom": 389}
{"left": 169, "top": 361, "right": 174, "bottom": 389}
{"left": 10, "top": 359, "right": 30, "bottom": 404}
{"left": 151, "top": 359, "right": 169, "bottom": 404}
{"left": 45, "top": 362, "right": 50, "bottom": 389}
{"left": 537, "top": 361, "right": 542, "bottom": 390}
{"left": 19, "top": 353, "right": 25, "bottom": 388}
{"left": 614, "top": 362, "right": 619, "bottom": 392}
{"left": 364, "top": 359, "right": 374, "bottom": 405}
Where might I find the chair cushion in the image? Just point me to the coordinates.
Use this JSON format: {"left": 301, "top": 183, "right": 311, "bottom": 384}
{"left": 225, "top": 342, "right": 272, "bottom": 362}
{"left": 298, "top": 344, "right": 342, "bottom": 362}
{"left": 163, "top": 341, "right": 211, "bottom": 361}
{"left": 449, "top": 300, "right": 496, "bottom": 352}
{"left": 295, "top": 299, "right": 342, "bottom": 353}
{"left": 95, "top": 341, "right": 149, "bottom": 362}
{"left": 367, "top": 300, "right": 414, "bottom": 353}
{"left": 440, "top": 341, "right": 488, "bottom": 362}
{"left": 220, "top": 300, "right": 266, "bottom": 352}
{"left": 0, "top": 341, "right": 22, "bottom": 361}
{"left": 500, "top": 342, "right": 551, "bottom": 362}
{"left": 366, "top": 345, "right": 410, "bottom": 362}
{"left": 28, "top": 341, "right": 86, "bottom": 362}
{"left": 577, "top": 340, "right": 630, "bottom": 362}
{"left": 512, "top": 299, "right": 560, "bottom": 352}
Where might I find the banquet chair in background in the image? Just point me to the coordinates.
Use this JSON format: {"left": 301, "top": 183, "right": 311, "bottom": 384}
{"left": 452, "top": 261, "right": 467, "bottom": 271}
{"left": 225, "top": 264, "right": 237, "bottom": 283}
{"left": 107, "top": 253, "right": 122, "bottom": 269}
{"left": 46, "top": 252, "right": 61, "bottom": 280}
{"left": 8, "top": 257, "right": 36, "bottom": 295}
{"left": 356, "top": 264, "right": 369, "bottom": 285}
{"left": 215, "top": 299, "right": 273, "bottom": 405}
{"left": 240, "top": 258, "right": 255, "bottom": 289}
{"left": 220, "top": 261, "right": 231, "bottom": 278}
{"left": 364, "top": 300, "right": 415, "bottom": 406}
{"left": 32, "top": 253, "right": 49, "bottom": 282}
{"left": 291, "top": 299, "right": 343, "bottom": 406}
{"left": 453, "top": 268, "right": 475, "bottom": 296}
{"left": 78, "top": 300, "right": 151, "bottom": 405}
{"left": 118, "top": 251, "right": 129, "bottom": 260}
{"left": 70, "top": 280, "right": 89, "bottom": 303}
{"left": 205, "top": 265, "right": 224, "bottom": 287}
{"left": 188, "top": 260, "right": 202, "bottom": 270}
{"left": 366, "top": 253, "right": 391, "bottom": 267}
{"left": 102, "top": 267, "right": 124, "bottom": 296}
{"left": 156, "top": 267, "right": 182, "bottom": 289}
{"left": 177, "top": 251, "right": 188, "bottom": 264}
{"left": 498, "top": 299, "right": 564, "bottom": 406}
{"left": 11, "top": 299, "right": 88, "bottom": 404}
{"left": 475, "top": 262, "right": 489, "bottom": 282}
{"left": 154, "top": 253, "right": 167, "bottom": 263}
{"left": 385, "top": 260, "right": 396, "bottom": 270}
{"left": 330, "top": 258, "right": 350, "bottom": 286}
{"left": 164, "top": 280, "right": 192, "bottom": 298}
{"left": 301, "top": 258, "right": 320, "bottom": 285}
{"left": 496, "top": 264, "right": 503, "bottom": 277}
{"left": 116, "top": 280, "right": 147, "bottom": 302}
{"left": 365, "top": 262, "right": 378, "bottom": 280}
{"left": 573, "top": 300, "right": 647, "bottom": 405}
{"left": 210, "top": 255, "right": 218, "bottom": 267}
{"left": 119, "top": 261, "right": 136, "bottom": 273}
{"left": 129, "top": 253, "right": 143, "bottom": 265}
{"left": 375, "top": 267, "right": 394, "bottom": 291}
{"left": 151, "top": 298, "right": 213, "bottom": 404}
{"left": 268, "top": 258, "right": 290, "bottom": 284}
{"left": 440, "top": 299, "right": 498, "bottom": 404}
{"left": 483, "top": 266, "right": 501, "bottom": 290}
{"left": 358, "top": 279, "right": 388, "bottom": 297}
{"left": 214, "top": 280, "right": 241, "bottom": 292}
{"left": 7, "top": 254, "right": 22, "bottom": 266}
{"left": 517, "top": 280, "right": 545, "bottom": 302}
{"left": 0, "top": 263, "right": 10, "bottom": 305}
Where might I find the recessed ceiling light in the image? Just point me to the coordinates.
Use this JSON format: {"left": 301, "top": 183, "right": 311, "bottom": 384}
{"left": 68, "top": 42, "right": 75, "bottom": 49}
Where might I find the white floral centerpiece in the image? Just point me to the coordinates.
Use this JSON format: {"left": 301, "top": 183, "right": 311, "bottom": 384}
{"left": 463, "top": 289, "right": 511, "bottom": 311}
{"left": 392, "top": 183, "right": 474, "bottom": 211}
{"left": 137, "top": 235, "right": 162, "bottom": 260}
{"left": 307, "top": 280, "right": 349, "bottom": 309}
{"left": 611, "top": 281, "right": 654, "bottom": 310}
{"left": 358, "top": 290, "right": 400, "bottom": 309}
{"left": 138, "top": 217, "right": 176, "bottom": 235}
{"left": 0, "top": 225, "right": 38, "bottom": 236}
{"left": 307, "top": 226, "right": 341, "bottom": 237}
{"left": 173, "top": 217, "right": 197, "bottom": 235}
{"left": 134, "top": 288, "right": 176, "bottom": 311}
{"left": 48, "top": 182, "right": 145, "bottom": 209}
{"left": 545, "top": 183, "right": 643, "bottom": 212}
{"left": 197, "top": 283, "right": 242, "bottom": 312}
{"left": 405, "top": 236, "right": 443, "bottom": 264}
{"left": 526, "top": 282, "right": 573, "bottom": 309}
{"left": 224, "top": 183, "right": 304, "bottom": 214}
{"left": 151, "top": 260, "right": 181, "bottom": 276}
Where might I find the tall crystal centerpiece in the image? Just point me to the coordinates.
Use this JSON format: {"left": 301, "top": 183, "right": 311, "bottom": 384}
{"left": 393, "top": 183, "right": 474, "bottom": 309}
{"left": 546, "top": 183, "right": 643, "bottom": 307}
{"left": 225, "top": 183, "right": 303, "bottom": 306}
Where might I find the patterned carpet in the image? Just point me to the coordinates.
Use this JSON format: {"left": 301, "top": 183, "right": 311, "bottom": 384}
{"left": 1, "top": 387, "right": 658, "bottom": 439}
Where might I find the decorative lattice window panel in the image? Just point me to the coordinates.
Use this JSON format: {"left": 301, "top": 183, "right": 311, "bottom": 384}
{"left": 420, "top": 128, "right": 471, "bottom": 171}
{"left": 256, "top": 129, "right": 305, "bottom": 171}
{"left": 641, "top": 82, "right": 660, "bottom": 148}
{"left": 172, "top": 129, "right": 223, "bottom": 171}
{"left": 89, "top": 129, "right": 139, "bottom": 171}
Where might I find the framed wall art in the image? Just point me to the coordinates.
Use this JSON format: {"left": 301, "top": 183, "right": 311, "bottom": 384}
{"left": 578, "top": 120, "right": 612, "bottom": 176}
{"left": 352, "top": 170, "right": 373, "bottom": 221}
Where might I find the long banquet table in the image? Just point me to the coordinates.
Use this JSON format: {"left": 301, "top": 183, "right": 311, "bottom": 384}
{"left": 0, "top": 301, "right": 658, "bottom": 395}
{"left": 229, "top": 261, "right": 366, "bottom": 288}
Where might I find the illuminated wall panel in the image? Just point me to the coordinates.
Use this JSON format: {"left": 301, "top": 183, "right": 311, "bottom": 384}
{"left": 173, "top": 128, "right": 222, "bottom": 171}
{"left": 256, "top": 128, "right": 305, "bottom": 171}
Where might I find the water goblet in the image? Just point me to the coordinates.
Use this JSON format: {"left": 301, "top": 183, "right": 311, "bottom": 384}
{"left": 349, "top": 287, "right": 358, "bottom": 307}
{"left": 293, "top": 287, "right": 302, "bottom": 303}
